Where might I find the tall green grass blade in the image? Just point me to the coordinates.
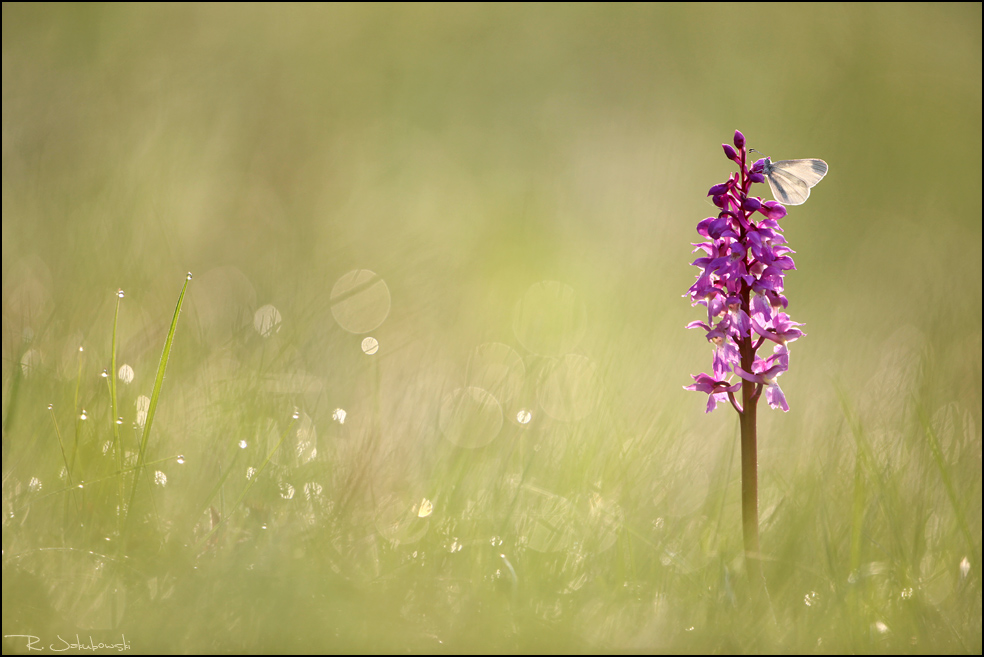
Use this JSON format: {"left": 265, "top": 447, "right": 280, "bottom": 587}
{"left": 110, "top": 289, "right": 123, "bottom": 477}
{"left": 124, "top": 273, "right": 191, "bottom": 528}
{"left": 108, "top": 292, "right": 124, "bottom": 534}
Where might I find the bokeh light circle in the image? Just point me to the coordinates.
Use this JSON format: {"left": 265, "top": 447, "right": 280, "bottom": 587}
{"left": 253, "top": 304, "right": 282, "bottom": 337}
{"left": 330, "top": 269, "right": 391, "bottom": 334}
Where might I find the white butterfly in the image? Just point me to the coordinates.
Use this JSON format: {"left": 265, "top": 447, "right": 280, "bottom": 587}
{"left": 761, "top": 157, "right": 828, "bottom": 206}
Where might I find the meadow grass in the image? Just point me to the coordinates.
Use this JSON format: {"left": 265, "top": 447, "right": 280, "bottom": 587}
{"left": 1, "top": 270, "right": 979, "bottom": 653}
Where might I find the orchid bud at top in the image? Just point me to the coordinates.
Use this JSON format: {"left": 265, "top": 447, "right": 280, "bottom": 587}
{"left": 733, "top": 130, "right": 745, "bottom": 149}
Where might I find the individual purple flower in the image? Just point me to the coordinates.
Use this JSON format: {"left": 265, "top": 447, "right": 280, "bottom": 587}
{"left": 734, "top": 345, "right": 791, "bottom": 411}
{"left": 751, "top": 312, "right": 806, "bottom": 346}
{"left": 684, "top": 373, "right": 741, "bottom": 413}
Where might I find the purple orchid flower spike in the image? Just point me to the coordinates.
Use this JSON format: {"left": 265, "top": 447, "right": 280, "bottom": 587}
{"left": 684, "top": 130, "right": 821, "bottom": 594}
{"left": 685, "top": 130, "right": 806, "bottom": 411}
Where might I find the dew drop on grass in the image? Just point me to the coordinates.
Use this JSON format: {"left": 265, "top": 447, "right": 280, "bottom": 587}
{"left": 117, "top": 289, "right": 124, "bottom": 299}
{"left": 116, "top": 417, "right": 124, "bottom": 425}
{"left": 80, "top": 409, "right": 87, "bottom": 420}
{"left": 176, "top": 455, "right": 186, "bottom": 465}
{"left": 238, "top": 439, "right": 247, "bottom": 449}
{"left": 361, "top": 336, "right": 379, "bottom": 355}
{"left": 186, "top": 272, "right": 193, "bottom": 280}
{"left": 47, "top": 403, "right": 53, "bottom": 410}
{"left": 101, "top": 369, "right": 109, "bottom": 378}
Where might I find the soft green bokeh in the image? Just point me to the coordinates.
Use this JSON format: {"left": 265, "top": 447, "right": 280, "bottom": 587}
{"left": 3, "top": 4, "right": 980, "bottom": 653}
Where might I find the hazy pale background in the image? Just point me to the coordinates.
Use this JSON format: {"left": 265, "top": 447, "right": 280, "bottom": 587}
{"left": 3, "top": 4, "right": 981, "bottom": 653}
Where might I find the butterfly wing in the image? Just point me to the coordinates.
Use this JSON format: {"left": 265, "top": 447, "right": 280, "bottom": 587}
{"left": 766, "top": 166, "right": 812, "bottom": 205}
{"left": 765, "top": 159, "right": 828, "bottom": 206}
{"left": 772, "top": 159, "right": 828, "bottom": 186}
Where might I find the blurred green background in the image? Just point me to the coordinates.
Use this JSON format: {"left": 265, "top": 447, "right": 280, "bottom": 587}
{"left": 2, "top": 3, "right": 980, "bottom": 653}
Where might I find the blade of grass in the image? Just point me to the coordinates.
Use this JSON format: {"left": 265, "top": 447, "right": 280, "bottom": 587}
{"left": 110, "top": 290, "right": 124, "bottom": 531}
{"left": 124, "top": 273, "right": 191, "bottom": 529}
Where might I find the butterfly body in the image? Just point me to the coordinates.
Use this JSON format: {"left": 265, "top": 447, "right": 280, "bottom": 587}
{"left": 761, "top": 157, "right": 828, "bottom": 206}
